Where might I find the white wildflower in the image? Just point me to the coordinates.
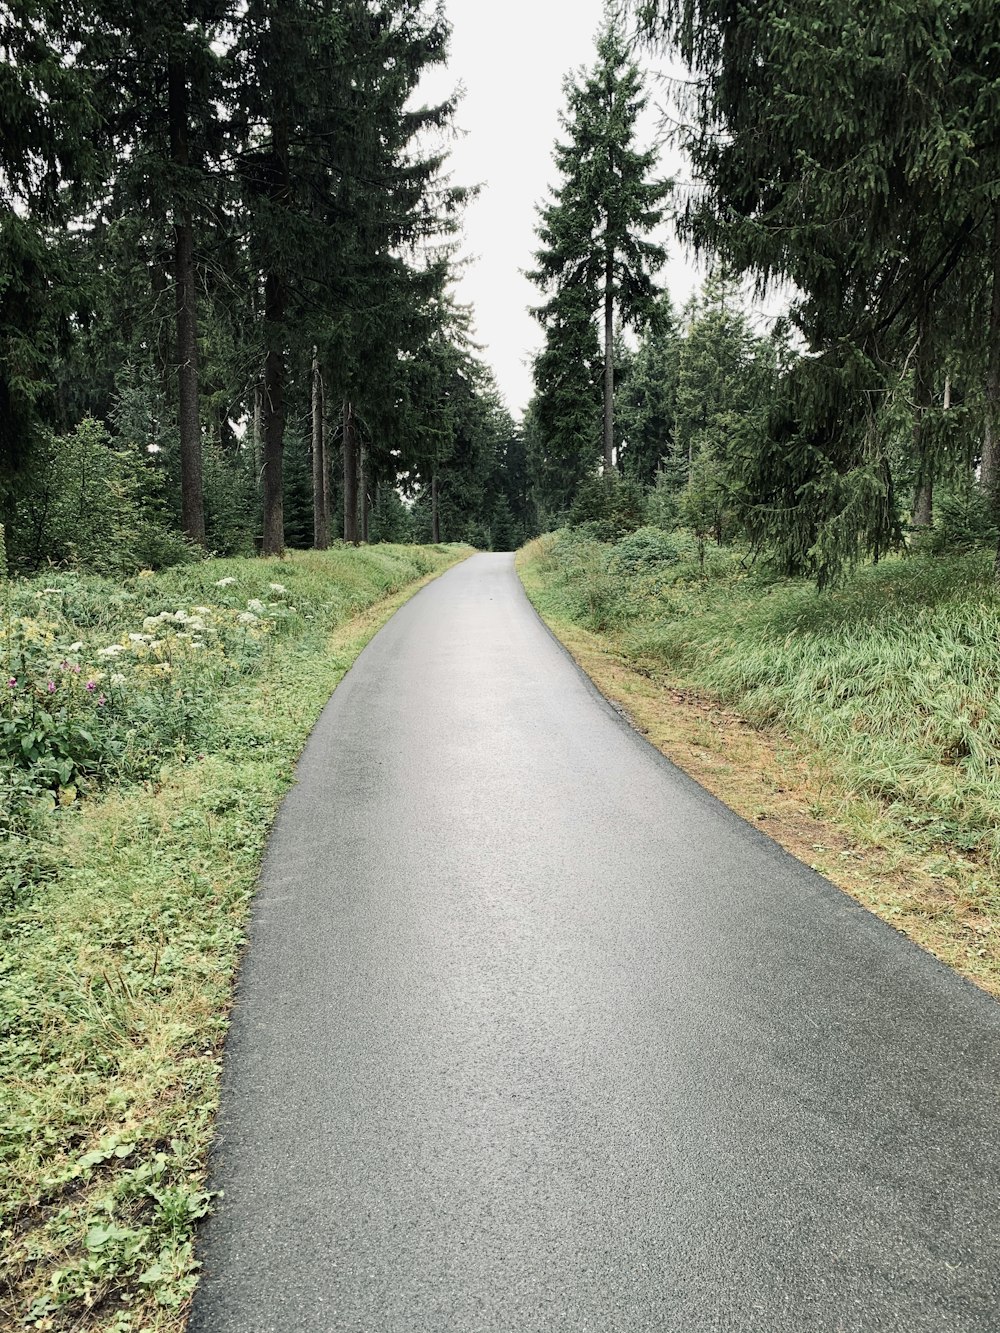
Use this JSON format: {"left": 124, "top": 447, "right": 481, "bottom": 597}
{"left": 191, "top": 606, "right": 211, "bottom": 615}
{"left": 98, "top": 644, "right": 125, "bottom": 658}
{"left": 268, "top": 583, "right": 286, "bottom": 594}
{"left": 246, "top": 598, "right": 266, "bottom": 615}
{"left": 67, "top": 641, "right": 83, "bottom": 652}
{"left": 109, "top": 672, "right": 126, "bottom": 686}
{"left": 214, "top": 576, "right": 237, "bottom": 587}
{"left": 128, "top": 633, "right": 149, "bottom": 644}
{"left": 237, "top": 611, "right": 259, "bottom": 625}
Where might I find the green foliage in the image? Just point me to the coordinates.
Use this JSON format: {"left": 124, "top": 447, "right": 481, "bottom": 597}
{"left": 929, "top": 481, "right": 1000, "bottom": 554}
{"left": 617, "top": 293, "right": 679, "bottom": 484}
{"left": 4, "top": 420, "right": 196, "bottom": 577}
{"left": 530, "top": 12, "right": 669, "bottom": 484}
{"left": 607, "top": 525, "right": 681, "bottom": 575}
{"left": 637, "top": 0, "right": 1000, "bottom": 580}
{"left": 369, "top": 486, "right": 416, "bottom": 544}
{"left": 569, "top": 474, "right": 647, "bottom": 541}
{"left": 527, "top": 533, "right": 1000, "bottom": 863}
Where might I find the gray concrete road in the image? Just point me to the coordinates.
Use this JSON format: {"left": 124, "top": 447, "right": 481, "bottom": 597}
{"left": 190, "top": 553, "right": 1000, "bottom": 1333}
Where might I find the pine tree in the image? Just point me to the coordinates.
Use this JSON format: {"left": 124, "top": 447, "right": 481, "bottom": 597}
{"left": 616, "top": 291, "right": 678, "bottom": 484}
{"left": 638, "top": 0, "right": 1000, "bottom": 578}
{"left": 82, "top": 0, "right": 231, "bottom": 546}
{"left": 0, "top": 2, "right": 99, "bottom": 492}
{"left": 531, "top": 14, "right": 668, "bottom": 478}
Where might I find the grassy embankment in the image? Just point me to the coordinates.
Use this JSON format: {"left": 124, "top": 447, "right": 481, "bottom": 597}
{"left": 1, "top": 543, "right": 469, "bottom": 1331}
{"left": 518, "top": 527, "right": 1000, "bottom": 995}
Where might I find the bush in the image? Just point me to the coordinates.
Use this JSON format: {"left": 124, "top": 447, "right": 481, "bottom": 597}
{"left": 929, "top": 482, "right": 999, "bottom": 553}
{"left": 4, "top": 420, "right": 192, "bottom": 576}
{"left": 568, "top": 474, "right": 646, "bottom": 540}
{"left": 608, "top": 526, "right": 681, "bottom": 577}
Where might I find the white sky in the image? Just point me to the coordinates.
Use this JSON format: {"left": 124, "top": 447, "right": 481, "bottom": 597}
{"left": 419, "top": 0, "right": 705, "bottom": 417}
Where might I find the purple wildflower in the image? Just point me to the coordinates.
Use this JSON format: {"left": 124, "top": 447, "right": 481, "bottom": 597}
{"left": 6, "top": 677, "right": 15, "bottom": 689}
{"left": 85, "top": 680, "right": 96, "bottom": 693}
{"left": 47, "top": 681, "right": 56, "bottom": 694}
{"left": 97, "top": 694, "right": 107, "bottom": 707}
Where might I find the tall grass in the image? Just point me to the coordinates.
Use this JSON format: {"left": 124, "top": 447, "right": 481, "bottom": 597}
{"left": 527, "top": 529, "right": 1000, "bottom": 865}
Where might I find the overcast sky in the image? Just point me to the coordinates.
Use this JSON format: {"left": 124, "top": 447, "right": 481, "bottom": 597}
{"left": 419, "top": 0, "right": 704, "bottom": 417}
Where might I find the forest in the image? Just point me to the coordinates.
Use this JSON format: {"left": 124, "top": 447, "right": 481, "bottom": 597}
{"left": 1, "top": 0, "right": 533, "bottom": 575}
{"left": 4, "top": 1, "right": 1000, "bottom": 1328}
{"left": 5, "top": 2, "right": 1000, "bottom": 581}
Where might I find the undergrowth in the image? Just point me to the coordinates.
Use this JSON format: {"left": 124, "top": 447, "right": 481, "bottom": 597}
{"left": 523, "top": 527, "right": 1000, "bottom": 870}
{"left": 0, "top": 543, "right": 468, "bottom": 1331}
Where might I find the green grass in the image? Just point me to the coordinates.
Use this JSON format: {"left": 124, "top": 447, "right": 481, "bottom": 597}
{"left": 523, "top": 527, "right": 1000, "bottom": 874}
{"left": 0, "top": 543, "right": 469, "bottom": 1331}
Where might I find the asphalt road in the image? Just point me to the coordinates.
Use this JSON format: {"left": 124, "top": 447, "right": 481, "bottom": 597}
{"left": 190, "top": 552, "right": 1000, "bottom": 1333}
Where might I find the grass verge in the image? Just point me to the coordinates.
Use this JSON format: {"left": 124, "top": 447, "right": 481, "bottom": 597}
{"left": 1, "top": 543, "right": 470, "bottom": 1331}
{"left": 518, "top": 529, "right": 1000, "bottom": 997}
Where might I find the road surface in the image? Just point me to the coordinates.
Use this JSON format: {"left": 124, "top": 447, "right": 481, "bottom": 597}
{"left": 190, "top": 552, "right": 1000, "bottom": 1332}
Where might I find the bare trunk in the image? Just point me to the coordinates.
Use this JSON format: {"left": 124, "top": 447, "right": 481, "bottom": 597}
{"left": 431, "top": 472, "right": 440, "bottom": 543}
{"left": 985, "top": 202, "right": 1000, "bottom": 513}
{"left": 603, "top": 255, "right": 614, "bottom": 474}
{"left": 261, "top": 273, "right": 285, "bottom": 556}
{"left": 359, "top": 444, "right": 369, "bottom": 544}
{"left": 168, "top": 56, "right": 204, "bottom": 545}
{"left": 320, "top": 374, "right": 329, "bottom": 538}
{"left": 150, "top": 264, "right": 173, "bottom": 404}
{"left": 311, "top": 348, "right": 329, "bottom": 549}
{"left": 260, "top": 107, "right": 289, "bottom": 557}
{"left": 252, "top": 380, "right": 263, "bottom": 496}
{"left": 343, "top": 400, "right": 358, "bottom": 544}
{"left": 910, "top": 318, "right": 934, "bottom": 529}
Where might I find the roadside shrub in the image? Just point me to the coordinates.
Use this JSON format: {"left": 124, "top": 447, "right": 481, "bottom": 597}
{"left": 4, "top": 420, "right": 193, "bottom": 576}
{"left": 608, "top": 526, "right": 681, "bottom": 577}
{"left": 569, "top": 474, "right": 646, "bottom": 540}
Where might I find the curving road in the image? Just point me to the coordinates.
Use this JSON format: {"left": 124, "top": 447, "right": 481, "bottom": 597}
{"left": 190, "top": 553, "right": 1000, "bottom": 1333}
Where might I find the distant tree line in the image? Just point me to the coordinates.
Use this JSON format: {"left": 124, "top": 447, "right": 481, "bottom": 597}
{"left": 527, "top": 7, "right": 1000, "bottom": 583}
{"left": 0, "top": 0, "right": 534, "bottom": 576}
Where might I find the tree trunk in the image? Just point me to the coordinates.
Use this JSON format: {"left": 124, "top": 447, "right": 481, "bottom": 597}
{"left": 343, "top": 400, "right": 358, "bottom": 544}
{"left": 910, "top": 318, "right": 934, "bottom": 529}
{"left": 359, "top": 444, "right": 369, "bottom": 544}
{"left": 261, "top": 273, "right": 285, "bottom": 555}
{"left": 603, "top": 254, "right": 615, "bottom": 474}
{"left": 984, "top": 202, "right": 1000, "bottom": 535}
{"left": 431, "top": 472, "right": 440, "bottom": 543}
{"left": 320, "top": 374, "right": 330, "bottom": 539}
{"left": 252, "top": 379, "right": 263, "bottom": 497}
{"left": 168, "top": 56, "right": 205, "bottom": 545}
{"left": 311, "top": 348, "right": 329, "bottom": 550}
{"left": 150, "top": 263, "right": 173, "bottom": 404}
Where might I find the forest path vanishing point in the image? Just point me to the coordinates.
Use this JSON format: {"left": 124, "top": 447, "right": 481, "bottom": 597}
{"left": 189, "top": 553, "right": 1000, "bottom": 1333}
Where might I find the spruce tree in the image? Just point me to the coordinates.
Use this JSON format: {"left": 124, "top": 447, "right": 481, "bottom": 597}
{"left": 531, "top": 15, "right": 668, "bottom": 478}
{"left": 0, "top": 2, "right": 99, "bottom": 490}
{"left": 616, "top": 291, "right": 678, "bottom": 484}
{"left": 638, "top": 0, "right": 1000, "bottom": 578}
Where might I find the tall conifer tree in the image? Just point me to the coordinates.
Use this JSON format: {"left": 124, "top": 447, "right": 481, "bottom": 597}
{"left": 531, "top": 15, "right": 668, "bottom": 477}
